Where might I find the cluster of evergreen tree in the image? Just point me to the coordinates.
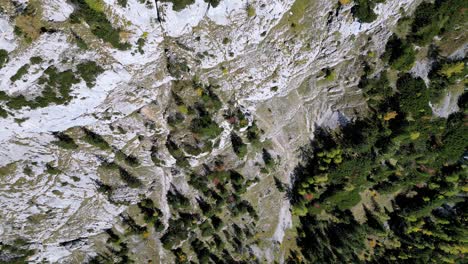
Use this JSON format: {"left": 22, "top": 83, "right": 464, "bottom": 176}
{"left": 289, "top": 0, "right": 467, "bottom": 262}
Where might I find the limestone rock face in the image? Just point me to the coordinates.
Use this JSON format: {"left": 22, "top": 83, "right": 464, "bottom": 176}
{"left": 0, "top": 0, "right": 420, "bottom": 262}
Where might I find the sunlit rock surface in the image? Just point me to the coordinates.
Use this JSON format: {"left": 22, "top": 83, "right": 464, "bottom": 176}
{"left": 0, "top": 0, "right": 421, "bottom": 262}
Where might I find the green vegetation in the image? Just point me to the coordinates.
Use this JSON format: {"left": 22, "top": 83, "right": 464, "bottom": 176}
{"left": 10, "top": 64, "right": 30, "bottom": 82}
{"left": 383, "top": 35, "right": 416, "bottom": 71}
{"left": 115, "top": 149, "right": 140, "bottom": 167}
{"left": 190, "top": 113, "right": 223, "bottom": 140}
{"left": 70, "top": 0, "right": 131, "bottom": 50}
{"left": 289, "top": 1, "right": 468, "bottom": 262}
{"left": 0, "top": 49, "right": 8, "bottom": 68}
{"left": 29, "top": 56, "right": 42, "bottom": 64}
{"left": 0, "top": 106, "right": 7, "bottom": 118}
{"left": 13, "top": 4, "right": 43, "bottom": 43}
{"left": 230, "top": 132, "right": 247, "bottom": 158}
{"left": 428, "top": 59, "right": 467, "bottom": 103}
{"left": 5, "top": 95, "right": 32, "bottom": 110}
{"left": 0, "top": 163, "right": 17, "bottom": 177}
{"left": 87, "top": 228, "right": 131, "bottom": 263}
{"left": 1, "top": 61, "right": 104, "bottom": 112}
{"left": 99, "top": 159, "right": 142, "bottom": 188}
{"left": 323, "top": 68, "right": 336, "bottom": 81}
{"left": 82, "top": 128, "right": 111, "bottom": 150}
{"left": 167, "top": 57, "right": 190, "bottom": 79}
{"left": 76, "top": 61, "right": 104, "bottom": 87}
{"left": 0, "top": 239, "right": 35, "bottom": 263}
{"left": 46, "top": 163, "right": 62, "bottom": 175}
{"left": 204, "top": 0, "right": 221, "bottom": 8}
{"left": 246, "top": 4, "right": 256, "bottom": 17}
{"left": 52, "top": 132, "right": 79, "bottom": 150}
{"left": 84, "top": 0, "right": 105, "bottom": 12}
{"left": 119, "top": 167, "right": 142, "bottom": 188}
{"left": 351, "top": 0, "right": 385, "bottom": 23}
{"left": 151, "top": 163, "right": 260, "bottom": 260}
{"left": 117, "top": 0, "right": 128, "bottom": 7}
{"left": 138, "top": 198, "right": 164, "bottom": 231}
{"left": 136, "top": 37, "right": 145, "bottom": 54}
{"left": 408, "top": 0, "right": 466, "bottom": 45}
{"left": 166, "top": 139, "right": 188, "bottom": 168}
{"left": 36, "top": 67, "right": 80, "bottom": 106}
{"left": 73, "top": 32, "right": 88, "bottom": 50}
{"left": 276, "top": 0, "right": 309, "bottom": 33}
{"left": 291, "top": 66, "right": 467, "bottom": 264}
{"left": 160, "top": 0, "right": 195, "bottom": 11}
{"left": 165, "top": 80, "right": 224, "bottom": 166}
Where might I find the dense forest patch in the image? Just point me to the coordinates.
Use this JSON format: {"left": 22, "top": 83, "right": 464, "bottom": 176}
{"left": 288, "top": 0, "right": 467, "bottom": 262}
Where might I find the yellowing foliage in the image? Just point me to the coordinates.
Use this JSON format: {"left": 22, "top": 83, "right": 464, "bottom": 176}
{"left": 339, "top": 0, "right": 351, "bottom": 4}
{"left": 369, "top": 239, "right": 377, "bottom": 248}
{"left": 439, "top": 244, "right": 468, "bottom": 255}
{"left": 383, "top": 111, "right": 398, "bottom": 121}
{"left": 439, "top": 62, "right": 464, "bottom": 77}
{"left": 15, "top": 15, "right": 42, "bottom": 41}
{"left": 84, "top": 0, "right": 105, "bottom": 12}
{"left": 177, "top": 105, "right": 188, "bottom": 114}
{"left": 247, "top": 5, "right": 256, "bottom": 17}
{"left": 410, "top": 132, "right": 420, "bottom": 140}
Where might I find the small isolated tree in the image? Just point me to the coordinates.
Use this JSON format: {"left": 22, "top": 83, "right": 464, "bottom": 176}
{"left": 231, "top": 132, "right": 247, "bottom": 158}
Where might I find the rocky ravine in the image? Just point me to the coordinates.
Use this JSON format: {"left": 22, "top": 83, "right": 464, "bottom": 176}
{"left": 0, "top": 0, "right": 421, "bottom": 262}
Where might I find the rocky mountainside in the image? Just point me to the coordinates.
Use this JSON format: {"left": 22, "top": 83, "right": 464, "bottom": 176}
{"left": 2, "top": 0, "right": 465, "bottom": 263}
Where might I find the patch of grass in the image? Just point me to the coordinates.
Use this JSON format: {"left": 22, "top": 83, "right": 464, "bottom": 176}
{"left": 247, "top": 4, "right": 256, "bottom": 17}
{"left": 276, "top": 0, "right": 310, "bottom": 32}
{"left": 84, "top": 0, "right": 105, "bottom": 12}
{"left": 0, "top": 163, "right": 17, "bottom": 177}
{"left": 15, "top": 14, "right": 42, "bottom": 42}
{"left": 323, "top": 68, "right": 336, "bottom": 81}
{"left": 73, "top": 32, "right": 89, "bottom": 50}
